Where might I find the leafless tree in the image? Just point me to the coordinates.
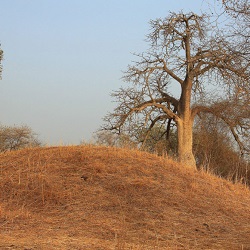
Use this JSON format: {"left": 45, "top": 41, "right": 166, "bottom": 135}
{"left": 103, "top": 12, "right": 249, "bottom": 169}
{"left": 0, "top": 125, "right": 42, "bottom": 152}
{"left": 94, "top": 130, "right": 138, "bottom": 149}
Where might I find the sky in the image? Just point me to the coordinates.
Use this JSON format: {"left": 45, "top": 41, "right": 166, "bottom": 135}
{"left": 0, "top": 0, "right": 217, "bottom": 145}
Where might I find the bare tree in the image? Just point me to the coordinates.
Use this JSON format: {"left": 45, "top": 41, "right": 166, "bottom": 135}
{"left": 103, "top": 12, "right": 249, "bottom": 169}
{"left": 0, "top": 125, "right": 42, "bottom": 152}
{"left": 94, "top": 130, "right": 138, "bottom": 149}
{"left": 194, "top": 113, "right": 249, "bottom": 175}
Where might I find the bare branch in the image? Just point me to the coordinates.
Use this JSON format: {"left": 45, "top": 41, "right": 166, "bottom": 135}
{"left": 102, "top": 11, "right": 250, "bottom": 167}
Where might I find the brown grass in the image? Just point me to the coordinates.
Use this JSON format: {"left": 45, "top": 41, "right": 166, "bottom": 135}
{"left": 0, "top": 145, "right": 250, "bottom": 249}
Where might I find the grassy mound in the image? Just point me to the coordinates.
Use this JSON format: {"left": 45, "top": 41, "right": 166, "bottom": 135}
{"left": 0, "top": 145, "right": 250, "bottom": 249}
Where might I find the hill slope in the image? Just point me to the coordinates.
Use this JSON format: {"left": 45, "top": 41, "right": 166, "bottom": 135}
{"left": 0, "top": 146, "right": 250, "bottom": 249}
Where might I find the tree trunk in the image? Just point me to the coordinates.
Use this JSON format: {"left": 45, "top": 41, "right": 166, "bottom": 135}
{"left": 177, "top": 117, "right": 196, "bottom": 169}
{"left": 177, "top": 77, "right": 196, "bottom": 169}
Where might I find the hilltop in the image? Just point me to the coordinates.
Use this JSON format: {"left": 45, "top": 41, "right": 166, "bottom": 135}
{"left": 0, "top": 145, "right": 250, "bottom": 249}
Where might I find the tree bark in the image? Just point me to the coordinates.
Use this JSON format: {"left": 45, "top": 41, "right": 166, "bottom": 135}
{"left": 176, "top": 77, "right": 197, "bottom": 169}
{"left": 177, "top": 117, "right": 196, "bottom": 169}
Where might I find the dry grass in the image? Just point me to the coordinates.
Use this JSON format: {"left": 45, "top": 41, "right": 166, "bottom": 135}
{"left": 0, "top": 145, "right": 250, "bottom": 249}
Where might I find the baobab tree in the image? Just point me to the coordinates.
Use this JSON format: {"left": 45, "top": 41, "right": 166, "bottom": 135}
{"left": 103, "top": 12, "right": 250, "bottom": 169}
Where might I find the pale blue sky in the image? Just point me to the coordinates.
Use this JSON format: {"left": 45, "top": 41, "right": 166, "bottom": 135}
{"left": 0, "top": 0, "right": 216, "bottom": 145}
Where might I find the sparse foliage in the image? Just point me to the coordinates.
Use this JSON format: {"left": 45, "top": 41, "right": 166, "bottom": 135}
{"left": 94, "top": 130, "right": 138, "bottom": 149}
{"left": 194, "top": 113, "right": 250, "bottom": 184}
{"left": 95, "top": 126, "right": 177, "bottom": 156}
{"left": 103, "top": 12, "right": 250, "bottom": 168}
{"left": 0, "top": 125, "right": 42, "bottom": 152}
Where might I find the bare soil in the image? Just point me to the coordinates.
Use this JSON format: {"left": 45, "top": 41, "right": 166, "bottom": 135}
{"left": 0, "top": 145, "right": 250, "bottom": 249}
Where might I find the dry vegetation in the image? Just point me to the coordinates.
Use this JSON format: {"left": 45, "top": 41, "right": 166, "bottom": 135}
{"left": 0, "top": 145, "right": 250, "bottom": 249}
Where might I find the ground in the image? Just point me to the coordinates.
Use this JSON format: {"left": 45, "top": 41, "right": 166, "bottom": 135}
{"left": 0, "top": 145, "right": 250, "bottom": 249}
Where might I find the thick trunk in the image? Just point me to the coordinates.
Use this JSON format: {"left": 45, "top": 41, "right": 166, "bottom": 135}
{"left": 177, "top": 117, "right": 196, "bottom": 169}
{"left": 176, "top": 76, "right": 196, "bottom": 169}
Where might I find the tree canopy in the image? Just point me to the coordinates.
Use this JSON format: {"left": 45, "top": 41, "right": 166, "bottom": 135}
{"left": 103, "top": 11, "right": 250, "bottom": 168}
{"left": 0, "top": 125, "right": 42, "bottom": 152}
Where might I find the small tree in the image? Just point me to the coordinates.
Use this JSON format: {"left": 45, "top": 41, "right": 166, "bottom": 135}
{"left": 0, "top": 125, "right": 42, "bottom": 152}
{"left": 103, "top": 12, "right": 249, "bottom": 169}
{"left": 194, "top": 113, "right": 249, "bottom": 182}
{"left": 130, "top": 124, "right": 177, "bottom": 156}
{"left": 94, "top": 130, "right": 138, "bottom": 149}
